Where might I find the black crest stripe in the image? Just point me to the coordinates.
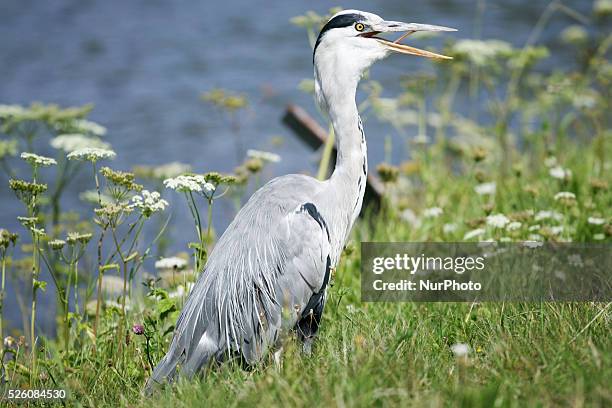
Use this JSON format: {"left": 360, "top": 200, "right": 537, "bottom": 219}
{"left": 313, "top": 13, "right": 364, "bottom": 61}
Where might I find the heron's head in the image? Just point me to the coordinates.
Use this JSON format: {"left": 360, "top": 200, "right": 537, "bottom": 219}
{"left": 313, "top": 10, "right": 456, "bottom": 111}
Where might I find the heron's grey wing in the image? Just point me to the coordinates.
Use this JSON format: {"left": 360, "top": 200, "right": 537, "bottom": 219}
{"left": 146, "top": 175, "right": 332, "bottom": 389}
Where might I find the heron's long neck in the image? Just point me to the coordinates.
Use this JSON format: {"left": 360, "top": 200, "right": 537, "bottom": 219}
{"left": 321, "top": 78, "right": 368, "bottom": 244}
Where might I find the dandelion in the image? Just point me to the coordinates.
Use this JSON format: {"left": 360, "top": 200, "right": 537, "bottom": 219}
{"left": 549, "top": 166, "right": 572, "bottom": 180}
{"left": 155, "top": 256, "right": 188, "bottom": 271}
{"left": 20, "top": 152, "right": 57, "bottom": 167}
{"left": 463, "top": 228, "right": 485, "bottom": 240}
{"left": 132, "top": 324, "right": 145, "bottom": 336}
{"left": 246, "top": 149, "right": 281, "bottom": 163}
{"left": 450, "top": 343, "right": 470, "bottom": 358}
{"left": 131, "top": 190, "right": 169, "bottom": 217}
{"left": 587, "top": 217, "right": 605, "bottom": 225}
{"left": 423, "top": 207, "right": 443, "bottom": 218}
{"left": 474, "top": 182, "right": 496, "bottom": 195}
{"left": 67, "top": 147, "right": 116, "bottom": 162}
{"left": 506, "top": 221, "right": 522, "bottom": 231}
{"left": 486, "top": 214, "right": 510, "bottom": 228}
{"left": 50, "top": 134, "right": 110, "bottom": 152}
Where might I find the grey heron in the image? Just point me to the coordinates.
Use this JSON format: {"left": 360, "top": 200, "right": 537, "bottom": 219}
{"left": 145, "top": 9, "right": 455, "bottom": 391}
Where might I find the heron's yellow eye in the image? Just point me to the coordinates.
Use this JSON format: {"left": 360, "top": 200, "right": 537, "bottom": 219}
{"left": 355, "top": 23, "right": 365, "bottom": 32}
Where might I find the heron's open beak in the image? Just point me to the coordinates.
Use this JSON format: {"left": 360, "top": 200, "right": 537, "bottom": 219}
{"left": 363, "top": 21, "right": 457, "bottom": 60}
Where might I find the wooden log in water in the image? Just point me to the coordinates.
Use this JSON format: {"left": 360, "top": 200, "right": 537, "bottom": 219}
{"left": 282, "top": 103, "right": 383, "bottom": 208}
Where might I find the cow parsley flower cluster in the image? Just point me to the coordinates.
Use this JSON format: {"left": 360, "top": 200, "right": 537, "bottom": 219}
{"left": 423, "top": 207, "right": 443, "bottom": 218}
{"left": 246, "top": 149, "right": 281, "bottom": 163}
{"left": 20, "top": 152, "right": 57, "bottom": 167}
{"left": 131, "top": 190, "right": 168, "bottom": 217}
{"left": 486, "top": 214, "right": 510, "bottom": 228}
{"left": 50, "top": 134, "right": 110, "bottom": 152}
{"left": 549, "top": 166, "right": 572, "bottom": 180}
{"left": 163, "top": 175, "right": 214, "bottom": 194}
{"left": 155, "top": 256, "right": 188, "bottom": 271}
{"left": 474, "top": 182, "right": 496, "bottom": 195}
{"left": 67, "top": 147, "right": 116, "bottom": 162}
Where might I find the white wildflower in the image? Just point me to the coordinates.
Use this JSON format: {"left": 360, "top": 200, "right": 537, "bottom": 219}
{"left": 168, "top": 282, "right": 195, "bottom": 298}
{"left": 67, "top": 147, "right": 116, "bottom": 162}
{"left": 51, "top": 134, "right": 110, "bottom": 152}
{"left": 463, "top": 228, "right": 485, "bottom": 240}
{"left": 443, "top": 223, "right": 457, "bottom": 234}
{"left": 543, "top": 156, "right": 557, "bottom": 168}
{"left": 450, "top": 343, "right": 470, "bottom": 358}
{"left": 453, "top": 39, "right": 512, "bottom": 66}
{"left": 151, "top": 162, "right": 191, "bottom": 179}
{"left": 20, "top": 152, "right": 57, "bottom": 167}
{"left": 535, "top": 210, "right": 563, "bottom": 222}
{"left": 246, "top": 149, "right": 281, "bottom": 163}
{"left": 549, "top": 166, "right": 572, "bottom": 180}
{"left": 593, "top": 233, "right": 605, "bottom": 240}
{"left": 506, "top": 221, "right": 522, "bottom": 231}
{"left": 423, "top": 207, "right": 443, "bottom": 218}
{"left": 400, "top": 208, "right": 421, "bottom": 228}
{"left": 155, "top": 256, "right": 188, "bottom": 271}
{"left": 163, "top": 175, "right": 215, "bottom": 193}
{"left": 131, "top": 190, "right": 168, "bottom": 217}
{"left": 587, "top": 217, "right": 605, "bottom": 225}
{"left": 73, "top": 119, "right": 107, "bottom": 136}
{"left": 550, "top": 226, "right": 564, "bottom": 235}
{"left": 0, "top": 104, "right": 24, "bottom": 117}
{"left": 529, "top": 225, "right": 541, "bottom": 232}
{"left": 474, "top": 182, "right": 496, "bottom": 195}
{"left": 486, "top": 213, "right": 510, "bottom": 228}
{"left": 594, "top": 0, "right": 612, "bottom": 16}
{"left": 554, "top": 191, "right": 576, "bottom": 201}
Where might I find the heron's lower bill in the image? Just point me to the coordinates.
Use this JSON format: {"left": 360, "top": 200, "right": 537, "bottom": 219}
{"left": 376, "top": 35, "right": 453, "bottom": 60}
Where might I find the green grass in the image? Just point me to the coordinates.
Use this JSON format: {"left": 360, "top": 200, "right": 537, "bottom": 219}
{"left": 146, "top": 302, "right": 610, "bottom": 407}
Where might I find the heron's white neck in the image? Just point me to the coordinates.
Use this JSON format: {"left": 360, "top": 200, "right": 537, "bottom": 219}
{"left": 314, "top": 63, "right": 368, "bottom": 242}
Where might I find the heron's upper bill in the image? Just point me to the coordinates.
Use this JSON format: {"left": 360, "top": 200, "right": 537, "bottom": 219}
{"left": 360, "top": 21, "right": 456, "bottom": 60}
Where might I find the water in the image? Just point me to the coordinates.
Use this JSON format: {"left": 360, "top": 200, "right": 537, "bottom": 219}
{"left": 0, "top": 0, "right": 594, "bottom": 334}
